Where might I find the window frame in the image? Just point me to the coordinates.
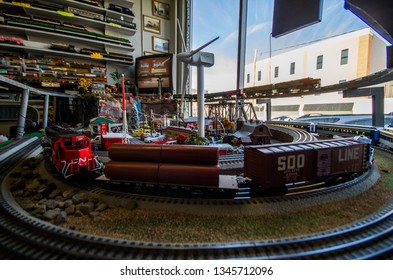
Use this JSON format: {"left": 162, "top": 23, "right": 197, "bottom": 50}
{"left": 340, "top": 48, "right": 349, "bottom": 65}
{"left": 290, "top": 62, "right": 295, "bottom": 75}
{"left": 316, "top": 55, "right": 323, "bottom": 69}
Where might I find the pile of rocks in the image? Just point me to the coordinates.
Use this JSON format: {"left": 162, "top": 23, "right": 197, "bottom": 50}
{"left": 10, "top": 157, "right": 109, "bottom": 225}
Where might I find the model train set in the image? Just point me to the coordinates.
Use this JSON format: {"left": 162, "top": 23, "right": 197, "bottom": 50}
{"left": 103, "top": 138, "right": 373, "bottom": 196}
{"left": 40, "top": 123, "right": 380, "bottom": 197}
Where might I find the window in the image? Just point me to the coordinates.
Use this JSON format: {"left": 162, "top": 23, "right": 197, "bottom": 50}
{"left": 274, "top": 66, "right": 279, "bottom": 78}
{"left": 192, "top": 0, "right": 239, "bottom": 92}
{"left": 247, "top": 73, "right": 250, "bottom": 83}
{"left": 316, "top": 55, "right": 323, "bottom": 69}
{"left": 340, "top": 49, "right": 349, "bottom": 65}
{"left": 290, "top": 62, "right": 295, "bottom": 75}
{"left": 257, "top": 70, "right": 261, "bottom": 81}
{"left": 338, "top": 79, "right": 346, "bottom": 94}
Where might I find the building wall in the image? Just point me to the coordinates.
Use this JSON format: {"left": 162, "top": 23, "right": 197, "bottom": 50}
{"left": 244, "top": 28, "right": 391, "bottom": 119}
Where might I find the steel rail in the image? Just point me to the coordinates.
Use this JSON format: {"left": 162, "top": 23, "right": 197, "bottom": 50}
{"left": 0, "top": 137, "right": 392, "bottom": 259}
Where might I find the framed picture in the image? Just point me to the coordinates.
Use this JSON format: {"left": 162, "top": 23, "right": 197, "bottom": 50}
{"left": 143, "top": 15, "right": 160, "bottom": 34}
{"left": 152, "top": 36, "right": 169, "bottom": 53}
{"left": 152, "top": 0, "right": 170, "bottom": 20}
{"left": 144, "top": 51, "right": 157, "bottom": 56}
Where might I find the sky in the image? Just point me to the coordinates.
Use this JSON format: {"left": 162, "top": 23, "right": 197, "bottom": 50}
{"left": 190, "top": 0, "right": 368, "bottom": 93}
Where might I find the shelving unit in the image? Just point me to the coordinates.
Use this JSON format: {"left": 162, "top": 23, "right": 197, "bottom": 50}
{"left": 0, "top": 0, "right": 137, "bottom": 92}
{"left": 0, "top": 43, "right": 132, "bottom": 64}
{"left": 1, "top": 1, "right": 136, "bottom": 34}
{"left": 2, "top": 25, "right": 134, "bottom": 50}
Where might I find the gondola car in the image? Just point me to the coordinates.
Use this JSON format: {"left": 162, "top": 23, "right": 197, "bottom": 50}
{"left": 43, "top": 125, "right": 102, "bottom": 177}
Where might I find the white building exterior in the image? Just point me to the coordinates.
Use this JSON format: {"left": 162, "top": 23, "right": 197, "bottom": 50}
{"left": 244, "top": 28, "right": 393, "bottom": 120}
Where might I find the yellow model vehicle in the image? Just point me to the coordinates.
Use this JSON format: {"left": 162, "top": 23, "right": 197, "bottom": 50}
{"left": 132, "top": 128, "right": 151, "bottom": 137}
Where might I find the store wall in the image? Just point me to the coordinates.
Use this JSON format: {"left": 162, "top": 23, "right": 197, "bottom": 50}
{"left": 108, "top": 0, "right": 178, "bottom": 88}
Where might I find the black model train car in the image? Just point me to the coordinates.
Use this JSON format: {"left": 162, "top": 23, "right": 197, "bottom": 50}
{"left": 244, "top": 138, "right": 371, "bottom": 195}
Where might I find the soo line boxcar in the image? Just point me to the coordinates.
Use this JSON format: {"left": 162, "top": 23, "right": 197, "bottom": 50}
{"left": 244, "top": 138, "right": 372, "bottom": 195}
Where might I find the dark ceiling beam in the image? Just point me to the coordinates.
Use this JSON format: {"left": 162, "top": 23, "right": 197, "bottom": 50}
{"left": 345, "top": 0, "right": 393, "bottom": 44}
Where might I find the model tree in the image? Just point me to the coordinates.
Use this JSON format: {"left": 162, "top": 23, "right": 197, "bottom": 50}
{"left": 185, "top": 131, "right": 208, "bottom": 145}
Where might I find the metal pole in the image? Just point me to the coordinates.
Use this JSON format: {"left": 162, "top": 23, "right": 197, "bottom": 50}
{"left": 236, "top": 0, "right": 248, "bottom": 91}
{"left": 121, "top": 74, "right": 129, "bottom": 144}
{"left": 17, "top": 89, "right": 29, "bottom": 139}
{"left": 197, "top": 64, "right": 205, "bottom": 137}
{"left": 43, "top": 94, "right": 49, "bottom": 128}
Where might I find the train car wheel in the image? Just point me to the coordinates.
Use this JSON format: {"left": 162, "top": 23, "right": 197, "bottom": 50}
{"left": 251, "top": 185, "right": 287, "bottom": 197}
{"left": 349, "top": 173, "right": 360, "bottom": 180}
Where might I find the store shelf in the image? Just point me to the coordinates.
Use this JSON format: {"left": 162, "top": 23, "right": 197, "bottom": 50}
{"left": 0, "top": 2, "right": 136, "bottom": 34}
{"left": 2, "top": 25, "right": 134, "bottom": 51}
{"left": 0, "top": 43, "right": 133, "bottom": 65}
{"left": 0, "top": 0, "right": 136, "bottom": 92}
{"left": 66, "top": 0, "right": 135, "bottom": 19}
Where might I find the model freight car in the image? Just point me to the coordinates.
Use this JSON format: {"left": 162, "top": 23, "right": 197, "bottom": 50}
{"left": 104, "top": 144, "right": 237, "bottom": 195}
{"left": 378, "top": 128, "right": 393, "bottom": 150}
{"left": 102, "top": 138, "right": 371, "bottom": 197}
{"left": 244, "top": 138, "right": 371, "bottom": 195}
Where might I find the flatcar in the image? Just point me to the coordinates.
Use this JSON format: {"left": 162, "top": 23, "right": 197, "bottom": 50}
{"left": 105, "top": 144, "right": 220, "bottom": 187}
{"left": 265, "top": 120, "right": 316, "bottom": 133}
{"left": 316, "top": 122, "right": 380, "bottom": 142}
{"left": 43, "top": 125, "right": 102, "bottom": 177}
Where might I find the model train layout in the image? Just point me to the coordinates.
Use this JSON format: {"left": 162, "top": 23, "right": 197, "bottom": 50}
{"left": 41, "top": 120, "right": 389, "bottom": 197}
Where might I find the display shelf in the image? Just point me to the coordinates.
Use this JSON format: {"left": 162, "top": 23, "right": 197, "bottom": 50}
{"left": 0, "top": 0, "right": 137, "bottom": 93}
{"left": 0, "top": 2, "right": 136, "bottom": 34}
{"left": 0, "top": 43, "right": 133, "bottom": 65}
{"left": 64, "top": 0, "right": 136, "bottom": 21}
{"left": 2, "top": 25, "right": 134, "bottom": 51}
{"left": 0, "top": 75, "right": 79, "bottom": 98}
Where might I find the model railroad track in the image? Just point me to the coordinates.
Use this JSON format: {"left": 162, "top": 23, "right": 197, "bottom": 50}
{"left": 374, "top": 145, "right": 393, "bottom": 159}
{"left": 218, "top": 153, "right": 244, "bottom": 164}
{"left": 1, "top": 139, "right": 392, "bottom": 259}
{"left": 1, "top": 144, "right": 391, "bottom": 259}
{"left": 0, "top": 137, "right": 41, "bottom": 171}
{"left": 0, "top": 176, "right": 393, "bottom": 259}
{"left": 267, "top": 124, "right": 317, "bottom": 143}
{"left": 219, "top": 123, "right": 317, "bottom": 172}
{"left": 0, "top": 136, "right": 43, "bottom": 258}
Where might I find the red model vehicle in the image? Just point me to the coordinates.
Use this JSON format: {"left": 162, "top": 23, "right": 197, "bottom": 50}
{"left": 44, "top": 126, "right": 102, "bottom": 177}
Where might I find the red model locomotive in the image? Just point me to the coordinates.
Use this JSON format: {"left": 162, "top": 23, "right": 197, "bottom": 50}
{"left": 43, "top": 126, "right": 102, "bottom": 177}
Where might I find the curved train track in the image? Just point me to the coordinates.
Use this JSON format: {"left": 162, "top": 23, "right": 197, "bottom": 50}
{"left": 1, "top": 138, "right": 393, "bottom": 259}
{"left": 266, "top": 123, "right": 317, "bottom": 143}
